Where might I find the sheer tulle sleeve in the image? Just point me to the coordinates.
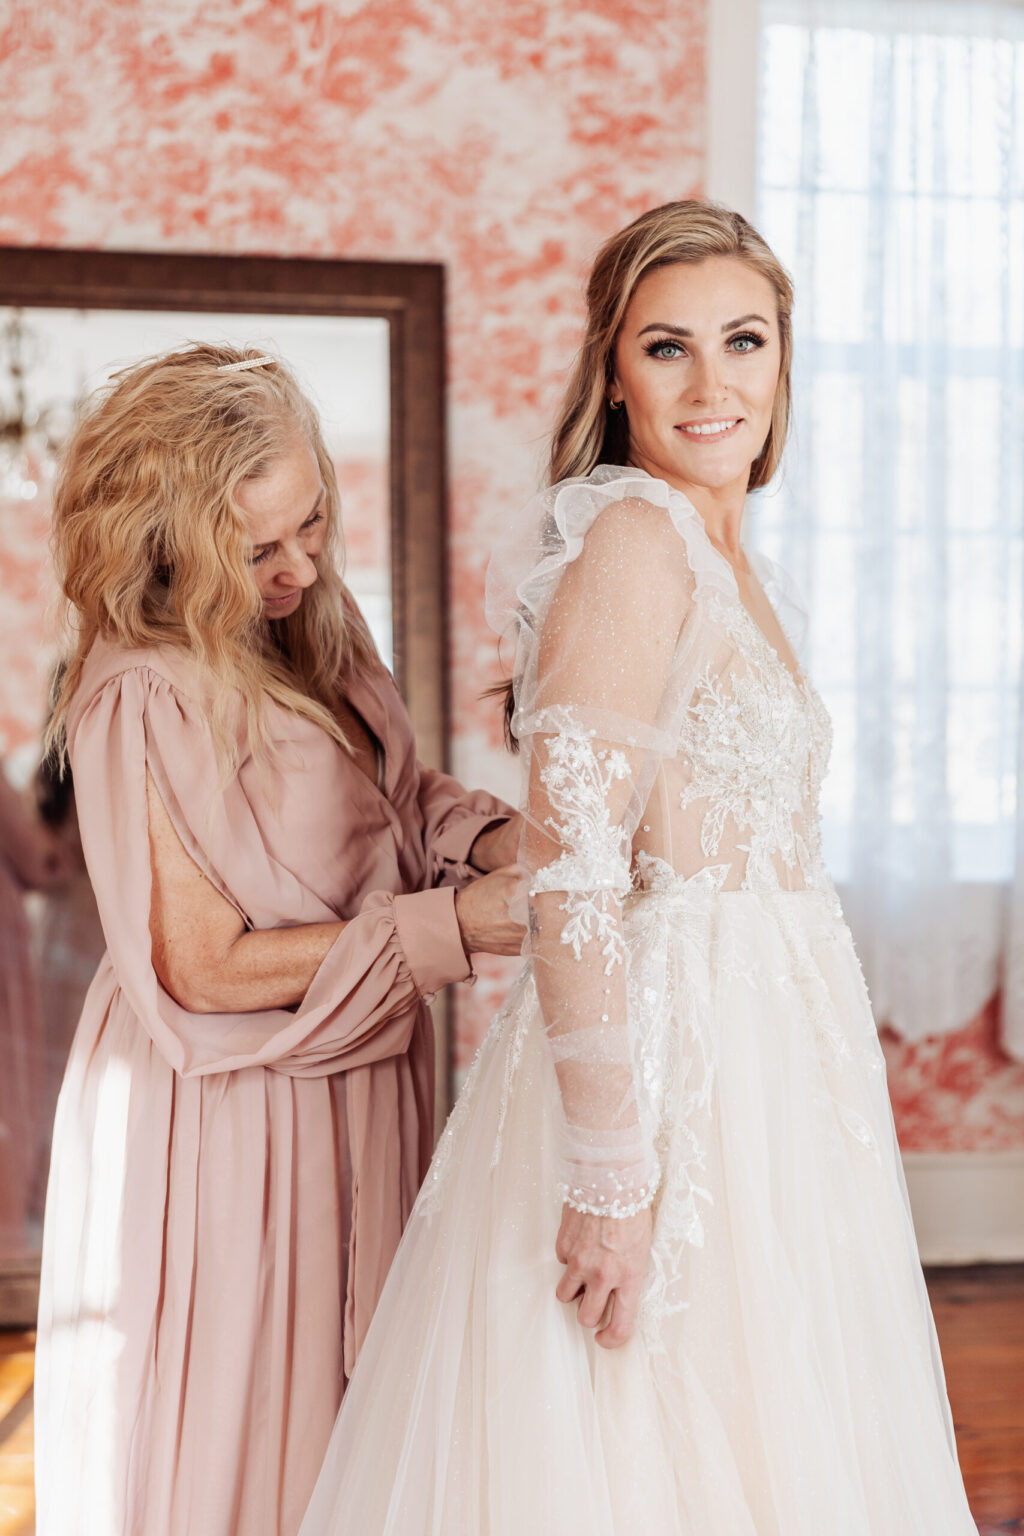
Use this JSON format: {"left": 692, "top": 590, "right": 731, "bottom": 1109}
{"left": 498, "top": 492, "right": 695, "bottom": 1217}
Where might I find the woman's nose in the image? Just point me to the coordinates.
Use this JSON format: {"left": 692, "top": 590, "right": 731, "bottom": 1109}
{"left": 281, "top": 545, "right": 318, "bottom": 588}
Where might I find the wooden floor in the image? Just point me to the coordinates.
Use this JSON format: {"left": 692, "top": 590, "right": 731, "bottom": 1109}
{"left": 928, "top": 1265, "right": 1024, "bottom": 1532}
{"left": 0, "top": 1331, "right": 33, "bottom": 1536}
{"left": 0, "top": 1266, "right": 1020, "bottom": 1534}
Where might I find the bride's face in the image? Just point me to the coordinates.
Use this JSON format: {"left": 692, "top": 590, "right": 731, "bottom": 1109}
{"left": 609, "top": 256, "right": 782, "bottom": 501}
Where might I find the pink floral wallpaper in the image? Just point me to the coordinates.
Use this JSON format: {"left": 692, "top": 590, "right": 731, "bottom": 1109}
{"left": 882, "top": 1002, "right": 1024, "bottom": 1153}
{"left": 0, "top": 0, "right": 705, "bottom": 1051}
{"left": 1, "top": 0, "right": 1021, "bottom": 1152}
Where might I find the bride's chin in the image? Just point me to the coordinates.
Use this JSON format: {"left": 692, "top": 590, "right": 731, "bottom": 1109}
{"left": 638, "top": 451, "right": 752, "bottom": 498}
{"left": 686, "top": 468, "right": 752, "bottom": 493}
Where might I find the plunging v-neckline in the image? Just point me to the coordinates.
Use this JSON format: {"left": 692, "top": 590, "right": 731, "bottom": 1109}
{"left": 730, "top": 597, "right": 808, "bottom": 696}
{"left": 691, "top": 517, "right": 806, "bottom": 690}
{"left": 732, "top": 580, "right": 806, "bottom": 692}
{"left": 646, "top": 472, "right": 806, "bottom": 691}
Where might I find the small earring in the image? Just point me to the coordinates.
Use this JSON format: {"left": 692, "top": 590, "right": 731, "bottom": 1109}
{"left": 608, "top": 398, "right": 624, "bottom": 411}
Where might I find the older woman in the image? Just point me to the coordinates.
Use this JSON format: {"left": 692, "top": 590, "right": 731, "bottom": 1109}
{"left": 35, "top": 345, "right": 521, "bottom": 1536}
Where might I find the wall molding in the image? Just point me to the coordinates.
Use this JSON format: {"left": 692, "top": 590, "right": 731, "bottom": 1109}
{"left": 903, "top": 1150, "right": 1024, "bottom": 1265}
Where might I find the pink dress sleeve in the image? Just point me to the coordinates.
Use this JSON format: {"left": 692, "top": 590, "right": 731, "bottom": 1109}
{"left": 415, "top": 765, "right": 514, "bottom": 885}
{"left": 69, "top": 666, "right": 474, "bottom": 1081}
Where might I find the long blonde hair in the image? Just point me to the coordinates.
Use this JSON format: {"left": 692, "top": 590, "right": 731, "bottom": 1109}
{"left": 48, "top": 343, "right": 376, "bottom": 772}
{"left": 550, "top": 198, "right": 794, "bottom": 488}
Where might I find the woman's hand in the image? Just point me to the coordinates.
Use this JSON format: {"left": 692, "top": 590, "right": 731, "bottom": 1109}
{"left": 454, "top": 864, "right": 525, "bottom": 956}
{"left": 467, "top": 815, "right": 522, "bottom": 873}
{"left": 554, "top": 1203, "right": 653, "bottom": 1349}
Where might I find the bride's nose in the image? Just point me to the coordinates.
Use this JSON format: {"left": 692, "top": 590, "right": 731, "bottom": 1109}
{"left": 687, "top": 351, "right": 728, "bottom": 406}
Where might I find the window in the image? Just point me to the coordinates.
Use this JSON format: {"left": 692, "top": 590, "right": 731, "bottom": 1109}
{"left": 755, "top": 0, "right": 1024, "bottom": 888}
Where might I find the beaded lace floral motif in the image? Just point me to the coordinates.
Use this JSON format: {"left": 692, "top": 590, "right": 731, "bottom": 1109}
{"left": 530, "top": 728, "right": 633, "bottom": 974}
{"left": 678, "top": 594, "right": 833, "bottom": 894}
{"left": 530, "top": 720, "right": 660, "bottom": 1217}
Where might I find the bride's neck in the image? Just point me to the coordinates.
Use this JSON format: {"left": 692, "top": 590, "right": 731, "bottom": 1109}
{"left": 628, "top": 457, "right": 749, "bottom": 561}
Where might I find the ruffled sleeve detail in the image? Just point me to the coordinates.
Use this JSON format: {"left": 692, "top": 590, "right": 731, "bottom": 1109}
{"left": 485, "top": 464, "right": 737, "bottom": 651}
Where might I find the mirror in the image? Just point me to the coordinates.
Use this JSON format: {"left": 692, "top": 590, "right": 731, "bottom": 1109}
{"left": 0, "top": 248, "right": 448, "bottom": 1322}
{"left": 0, "top": 306, "right": 392, "bottom": 674}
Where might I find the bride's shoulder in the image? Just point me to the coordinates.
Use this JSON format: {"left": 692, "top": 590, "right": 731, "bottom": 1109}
{"left": 551, "top": 465, "right": 698, "bottom": 574}
{"left": 485, "top": 465, "right": 712, "bottom": 642}
{"left": 561, "top": 466, "right": 757, "bottom": 617}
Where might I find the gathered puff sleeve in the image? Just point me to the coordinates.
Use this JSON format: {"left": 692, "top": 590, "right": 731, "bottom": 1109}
{"left": 488, "top": 476, "right": 698, "bottom": 1219}
{"left": 416, "top": 765, "right": 513, "bottom": 886}
{"left": 68, "top": 664, "right": 474, "bottom": 1082}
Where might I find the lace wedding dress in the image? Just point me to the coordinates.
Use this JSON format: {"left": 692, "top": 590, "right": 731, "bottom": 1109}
{"left": 299, "top": 467, "right": 976, "bottom": 1536}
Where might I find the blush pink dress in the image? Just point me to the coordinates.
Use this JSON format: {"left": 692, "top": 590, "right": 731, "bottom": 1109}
{"left": 34, "top": 632, "right": 510, "bottom": 1536}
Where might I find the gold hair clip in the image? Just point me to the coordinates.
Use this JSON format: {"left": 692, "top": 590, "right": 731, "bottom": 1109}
{"left": 217, "top": 356, "right": 275, "bottom": 373}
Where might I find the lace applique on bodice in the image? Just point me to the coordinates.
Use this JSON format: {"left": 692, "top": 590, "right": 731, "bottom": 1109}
{"left": 670, "top": 593, "right": 833, "bottom": 895}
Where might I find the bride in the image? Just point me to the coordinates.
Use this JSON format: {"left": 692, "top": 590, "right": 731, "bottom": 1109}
{"left": 299, "top": 200, "right": 977, "bottom": 1535}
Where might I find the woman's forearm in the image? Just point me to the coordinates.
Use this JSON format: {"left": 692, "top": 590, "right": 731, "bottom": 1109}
{"left": 191, "top": 921, "right": 346, "bottom": 1013}
{"left": 153, "top": 896, "right": 347, "bottom": 1014}
{"left": 147, "top": 769, "right": 348, "bottom": 1013}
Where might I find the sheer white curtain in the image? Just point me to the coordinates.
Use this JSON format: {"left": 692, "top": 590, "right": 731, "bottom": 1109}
{"left": 755, "top": 0, "right": 1024, "bottom": 1055}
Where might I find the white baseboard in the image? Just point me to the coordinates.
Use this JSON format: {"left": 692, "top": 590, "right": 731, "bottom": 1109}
{"left": 901, "top": 1150, "right": 1024, "bottom": 1265}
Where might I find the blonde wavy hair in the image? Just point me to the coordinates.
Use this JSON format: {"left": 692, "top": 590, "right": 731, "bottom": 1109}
{"left": 48, "top": 342, "right": 376, "bottom": 773}
{"left": 550, "top": 198, "right": 794, "bottom": 488}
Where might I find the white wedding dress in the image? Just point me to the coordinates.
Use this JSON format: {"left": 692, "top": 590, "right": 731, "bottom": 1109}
{"left": 300, "top": 467, "right": 977, "bottom": 1536}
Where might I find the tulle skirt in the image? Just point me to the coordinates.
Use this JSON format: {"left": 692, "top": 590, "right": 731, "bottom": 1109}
{"left": 300, "top": 878, "right": 977, "bottom": 1535}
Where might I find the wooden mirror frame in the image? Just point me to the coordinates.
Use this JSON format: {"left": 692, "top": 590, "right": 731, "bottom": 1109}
{"left": 0, "top": 248, "right": 447, "bottom": 763}
{"left": 0, "top": 248, "right": 451, "bottom": 1320}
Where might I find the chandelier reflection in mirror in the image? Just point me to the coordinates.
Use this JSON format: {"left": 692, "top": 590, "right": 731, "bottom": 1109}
{"left": 0, "top": 310, "right": 70, "bottom": 504}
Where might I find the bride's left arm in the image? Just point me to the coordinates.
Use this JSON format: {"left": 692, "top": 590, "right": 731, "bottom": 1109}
{"left": 522, "top": 496, "right": 693, "bottom": 1348}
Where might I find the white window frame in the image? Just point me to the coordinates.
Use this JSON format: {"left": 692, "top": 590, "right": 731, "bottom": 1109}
{"left": 704, "top": 0, "right": 761, "bottom": 221}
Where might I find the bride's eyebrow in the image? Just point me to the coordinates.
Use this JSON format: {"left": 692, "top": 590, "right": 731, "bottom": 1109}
{"left": 637, "top": 314, "right": 770, "bottom": 338}
{"left": 638, "top": 322, "right": 694, "bottom": 338}
{"left": 720, "top": 313, "right": 770, "bottom": 331}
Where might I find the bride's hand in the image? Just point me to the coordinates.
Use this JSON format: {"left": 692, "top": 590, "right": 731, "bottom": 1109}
{"left": 554, "top": 1203, "right": 653, "bottom": 1349}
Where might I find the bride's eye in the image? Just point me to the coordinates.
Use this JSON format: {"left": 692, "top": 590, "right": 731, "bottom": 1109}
{"left": 643, "top": 337, "right": 687, "bottom": 360}
{"left": 728, "top": 331, "right": 768, "bottom": 353}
